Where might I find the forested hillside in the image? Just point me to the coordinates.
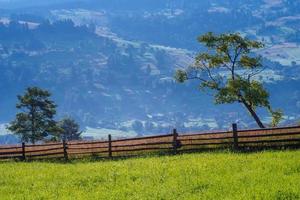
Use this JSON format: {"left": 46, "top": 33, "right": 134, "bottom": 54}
{"left": 0, "top": 0, "right": 300, "bottom": 143}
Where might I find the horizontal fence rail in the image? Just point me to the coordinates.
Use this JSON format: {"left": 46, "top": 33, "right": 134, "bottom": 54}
{"left": 0, "top": 124, "right": 300, "bottom": 161}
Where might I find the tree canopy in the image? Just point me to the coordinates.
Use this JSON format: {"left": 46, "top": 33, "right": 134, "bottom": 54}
{"left": 57, "top": 117, "right": 82, "bottom": 141}
{"left": 8, "top": 87, "right": 60, "bottom": 143}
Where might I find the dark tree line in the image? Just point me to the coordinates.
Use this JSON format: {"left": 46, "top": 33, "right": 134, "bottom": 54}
{"left": 0, "top": 19, "right": 96, "bottom": 44}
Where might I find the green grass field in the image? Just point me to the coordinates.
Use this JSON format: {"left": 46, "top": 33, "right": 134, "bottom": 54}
{"left": 0, "top": 150, "right": 299, "bottom": 200}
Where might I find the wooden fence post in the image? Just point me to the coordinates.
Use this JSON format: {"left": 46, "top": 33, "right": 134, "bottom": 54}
{"left": 172, "top": 129, "right": 178, "bottom": 154}
{"left": 108, "top": 134, "right": 112, "bottom": 158}
{"left": 232, "top": 123, "right": 239, "bottom": 151}
{"left": 21, "top": 142, "right": 26, "bottom": 161}
{"left": 63, "top": 140, "right": 68, "bottom": 161}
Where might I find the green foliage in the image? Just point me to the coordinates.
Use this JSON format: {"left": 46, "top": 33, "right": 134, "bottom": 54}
{"left": 57, "top": 117, "right": 82, "bottom": 141}
{"left": 8, "top": 87, "right": 60, "bottom": 144}
{"left": 215, "top": 78, "right": 270, "bottom": 108}
{"left": 175, "top": 32, "right": 282, "bottom": 128}
{"left": 174, "top": 69, "right": 188, "bottom": 83}
{"left": 239, "top": 55, "right": 262, "bottom": 69}
{"left": 0, "top": 151, "right": 299, "bottom": 199}
{"left": 270, "top": 109, "right": 284, "bottom": 127}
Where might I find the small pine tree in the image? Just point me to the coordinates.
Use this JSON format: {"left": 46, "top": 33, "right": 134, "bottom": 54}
{"left": 58, "top": 117, "right": 82, "bottom": 141}
{"left": 8, "top": 87, "right": 60, "bottom": 144}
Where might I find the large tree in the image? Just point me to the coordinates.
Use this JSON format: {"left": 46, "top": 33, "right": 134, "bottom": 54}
{"left": 175, "top": 32, "right": 282, "bottom": 128}
{"left": 8, "top": 87, "right": 60, "bottom": 144}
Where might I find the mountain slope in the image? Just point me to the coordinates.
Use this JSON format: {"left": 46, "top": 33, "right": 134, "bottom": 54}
{"left": 0, "top": 0, "right": 299, "bottom": 141}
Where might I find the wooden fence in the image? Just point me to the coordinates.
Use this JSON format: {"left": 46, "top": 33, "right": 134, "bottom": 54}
{"left": 0, "top": 124, "right": 300, "bottom": 161}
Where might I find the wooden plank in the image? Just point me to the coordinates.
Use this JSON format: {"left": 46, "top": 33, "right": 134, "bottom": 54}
{"left": 239, "top": 143, "right": 300, "bottom": 149}
{"left": 68, "top": 150, "right": 109, "bottom": 155}
{"left": 69, "top": 140, "right": 108, "bottom": 146}
{"left": 178, "top": 131, "right": 231, "bottom": 138}
{"left": 25, "top": 147, "right": 63, "bottom": 154}
{"left": 68, "top": 146, "right": 108, "bottom": 150}
{"left": 237, "top": 125, "right": 300, "bottom": 133}
{"left": 112, "top": 147, "right": 172, "bottom": 153}
{"left": 181, "top": 141, "right": 232, "bottom": 146}
{"left": 238, "top": 132, "right": 300, "bottom": 139}
{"left": 112, "top": 134, "right": 173, "bottom": 143}
{"left": 0, "top": 151, "right": 22, "bottom": 156}
{"left": 179, "top": 136, "right": 233, "bottom": 142}
{"left": 27, "top": 152, "right": 64, "bottom": 158}
{"left": 238, "top": 138, "right": 300, "bottom": 145}
{"left": 0, "top": 155, "right": 22, "bottom": 160}
{"left": 0, "top": 146, "right": 22, "bottom": 150}
{"left": 178, "top": 146, "right": 229, "bottom": 153}
{"left": 112, "top": 141, "right": 172, "bottom": 148}
{"left": 68, "top": 153, "right": 107, "bottom": 159}
{"left": 26, "top": 143, "right": 62, "bottom": 147}
{"left": 25, "top": 153, "right": 65, "bottom": 160}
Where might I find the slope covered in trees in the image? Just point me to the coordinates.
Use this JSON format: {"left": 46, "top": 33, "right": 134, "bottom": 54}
{"left": 0, "top": 0, "right": 299, "bottom": 141}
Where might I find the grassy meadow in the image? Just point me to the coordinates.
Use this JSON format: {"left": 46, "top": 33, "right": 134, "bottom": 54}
{"left": 0, "top": 150, "right": 299, "bottom": 200}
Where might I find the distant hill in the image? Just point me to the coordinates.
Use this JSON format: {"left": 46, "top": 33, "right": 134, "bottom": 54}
{"left": 0, "top": 0, "right": 299, "bottom": 142}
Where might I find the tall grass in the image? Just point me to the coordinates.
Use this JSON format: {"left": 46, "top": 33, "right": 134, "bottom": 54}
{"left": 0, "top": 150, "right": 299, "bottom": 200}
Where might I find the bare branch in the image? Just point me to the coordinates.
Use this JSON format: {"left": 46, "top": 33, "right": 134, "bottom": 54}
{"left": 245, "top": 66, "right": 266, "bottom": 82}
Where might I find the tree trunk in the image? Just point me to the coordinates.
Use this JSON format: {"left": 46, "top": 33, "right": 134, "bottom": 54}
{"left": 31, "top": 105, "right": 36, "bottom": 145}
{"left": 240, "top": 99, "right": 265, "bottom": 128}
